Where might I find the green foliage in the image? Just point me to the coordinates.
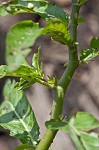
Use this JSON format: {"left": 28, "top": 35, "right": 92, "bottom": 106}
{"left": 78, "top": 17, "right": 85, "bottom": 24}
{"left": 0, "top": 0, "right": 99, "bottom": 150}
{"left": 32, "top": 47, "right": 44, "bottom": 77}
{"left": 0, "top": 0, "right": 70, "bottom": 22}
{"left": 0, "top": 65, "right": 7, "bottom": 79}
{"left": 6, "top": 20, "right": 42, "bottom": 66}
{"left": 80, "top": 48, "right": 99, "bottom": 63}
{"left": 0, "top": 80, "right": 40, "bottom": 148}
{"left": 43, "top": 20, "right": 71, "bottom": 46}
{"left": 15, "top": 144, "right": 33, "bottom": 150}
{"left": 46, "top": 112, "right": 99, "bottom": 150}
{"left": 0, "top": 3, "right": 9, "bottom": 16}
{"left": 14, "top": 49, "right": 44, "bottom": 90}
{"left": 80, "top": 133, "right": 99, "bottom": 150}
{"left": 74, "top": 112, "right": 99, "bottom": 131}
{"left": 0, "top": 49, "right": 56, "bottom": 90}
{"left": 90, "top": 37, "right": 99, "bottom": 49}
{"left": 46, "top": 112, "right": 99, "bottom": 132}
{"left": 45, "top": 120, "right": 69, "bottom": 132}
{"left": 80, "top": 37, "right": 99, "bottom": 63}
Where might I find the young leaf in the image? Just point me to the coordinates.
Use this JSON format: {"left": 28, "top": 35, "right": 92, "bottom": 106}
{"left": 74, "top": 112, "right": 99, "bottom": 131}
{"left": 47, "top": 76, "right": 57, "bottom": 86}
{"left": 0, "top": 64, "right": 56, "bottom": 89}
{"left": 45, "top": 120, "right": 69, "bottom": 132}
{"left": 15, "top": 144, "right": 33, "bottom": 150}
{"left": 0, "top": 65, "right": 7, "bottom": 79}
{"left": 0, "top": 3, "right": 9, "bottom": 16}
{"left": 0, "top": 0, "right": 70, "bottom": 22}
{"left": 80, "top": 48, "right": 99, "bottom": 62}
{"left": 11, "top": 64, "right": 41, "bottom": 89}
{"left": 90, "top": 37, "right": 99, "bottom": 49}
{"left": 0, "top": 79, "right": 40, "bottom": 147}
{"left": 15, "top": 78, "right": 35, "bottom": 90}
{"left": 0, "top": 51, "right": 55, "bottom": 90}
{"left": 78, "top": 17, "right": 85, "bottom": 24}
{"left": 9, "top": 65, "right": 39, "bottom": 78}
{"left": 8, "top": 64, "right": 43, "bottom": 89}
{"left": 6, "top": 20, "right": 42, "bottom": 66}
{"left": 43, "top": 20, "right": 71, "bottom": 46}
{"left": 0, "top": 64, "right": 39, "bottom": 89}
{"left": 32, "top": 48, "right": 44, "bottom": 77}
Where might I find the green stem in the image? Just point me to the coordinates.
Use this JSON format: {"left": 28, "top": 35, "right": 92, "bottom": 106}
{"left": 36, "top": 1, "right": 80, "bottom": 150}
{"left": 35, "top": 78, "right": 56, "bottom": 89}
{"left": 6, "top": 74, "right": 56, "bottom": 89}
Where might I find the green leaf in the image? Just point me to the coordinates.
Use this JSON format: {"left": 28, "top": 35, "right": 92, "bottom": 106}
{"left": 2, "top": 63, "right": 40, "bottom": 79}
{"left": 80, "top": 48, "right": 99, "bottom": 62}
{"left": 0, "top": 50, "right": 55, "bottom": 89}
{"left": 90, "top": 37, "right": 99, "bottom": 49}
{"left": 11, "top": 64, "right": 40, "bottom": 89}
{"left": 78, "top": 17, "right": 85, "bottom": 24}
{"left": 0, "top": 64, "right": 41, "bottom": 89}
{"left": 80, "top": 133, "right": 99, "bottom": 150}
{"left": 47, "top": 76, "right": 57, "bottom": 86}
{"left": 46, "top": 112, "right": 99, "bottom": 150}
{"left": 9, "top": 65, "right": 38, "bottom": 78}
{"left": 0, "top": 3, "right": 9, "bottom": 16}
{"left": 0, "top": 0, "right": 70, "bottom": 22}
{"left": 43, "top": 20, "right": 71, "bottom": 46}
{"left": 0, "top": 65, "right": 7, "bottom": 79}
{"left": 32, "top": 48, "right": 40, "bottom": 69}
{"left": 6, "top": 20, "right": 42, "bottom": 66}
{"left": 74, "top": 112, "right": 99, "bottom": 131}
{"left": 46, "top": 112, "right": 99, "bottom": 132}
{"left": 0, "top": 79, "right": 40, "bottom": 147}
{"left": 32, "top": 47, "right": 44, "bottom": 77}
{"left": 15, "top": 78, "right": 35, "bottom": 90}
{"left": 7, "top": 64, "right": 43, "bottom": 89}
{"left": 15, "top": 144, "right": 33, "bottom": 150}
{"left": 45, "top": 120, "right": 69, "bottom": 132}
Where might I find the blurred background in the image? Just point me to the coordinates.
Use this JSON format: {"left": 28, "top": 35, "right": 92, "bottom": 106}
{"left": 0, "top": 0, "right": 99, "bottom": 149}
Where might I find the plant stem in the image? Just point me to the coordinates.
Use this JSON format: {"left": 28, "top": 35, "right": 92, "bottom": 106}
{"left": 36, "top": 1, "right": 80, "bottom": 150}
